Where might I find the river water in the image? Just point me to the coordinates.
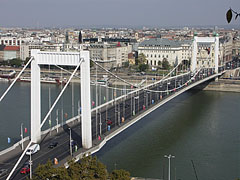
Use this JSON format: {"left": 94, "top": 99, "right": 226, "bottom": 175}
{"left": 0, "top": 81, "right": 239, "bottom": 180}
{"left": 97, "top": 90, "right": 240, "bottom": 180}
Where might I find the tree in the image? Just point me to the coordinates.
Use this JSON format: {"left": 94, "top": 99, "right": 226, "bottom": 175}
{"left": 76, "top": 156, "right": 108, "bottom": 180}
{"left": 8, "top": 58, "right": 22, "bottom": 67}
{"left": 138, "top": 63, "right": 149, "bottom": 72}
{"left": 24, "top": 57, "right": 31, "bottom": 65}
{"left": 122, "top": 61, "right": 129, "bottom": 68}
{"left": 31, "top": 160, "right": 59, "bottom": 180}
{"left": 30, "top": 156, "right": 130, "bottom": 180}
{"left": 109, "top": 169, "right": 131, "bottom": 180}
{"left": 90, "top": 59, "right": 94, "bottom": 68}
{"left": 162, "top": 58, "right": 170, "bottom": 70}
{"left": 157, "top": 60, "right": 162, "bottom": 67}
{"left": 226, "top": 8, "right": 240, "bottom": 23}
{"left": 136, "top": 53, "right": 147, "bottom": 65}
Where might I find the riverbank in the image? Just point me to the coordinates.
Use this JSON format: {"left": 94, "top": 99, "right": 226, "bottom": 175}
{"left": 194, "top": 79, "right": 240, "bottom": 93}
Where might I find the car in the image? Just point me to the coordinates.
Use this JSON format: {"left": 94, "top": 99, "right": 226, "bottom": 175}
{"left": 20, "top": 166, "right": 30, "bottom": 174}
{"left": 0, "top": 169, "right": 8, "bottom": 177}
{"left": 106, "top": 119, "right": 112, "bottom": 125}
{"left": 24, "top": 161, "right": 30, "bottom": 166}
{"left": 48, "top": 141, "right": 58, "bottom": 148}
{"left": 26, "top": 144, "right": 40, "bottom": 155}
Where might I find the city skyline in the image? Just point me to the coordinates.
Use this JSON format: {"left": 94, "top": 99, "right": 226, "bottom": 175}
{"left": 0, "top": 0, "right": 239, "bottom": 28}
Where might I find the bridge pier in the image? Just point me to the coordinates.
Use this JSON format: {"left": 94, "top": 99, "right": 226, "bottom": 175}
{"left": 191, "top": 35, "right": 219, "bottom": 74}
{"left": 31, "top": 52, "right": 41, "bottom": 143}
{"left": 30, "top": 50, "right": 92, "bottom": 148}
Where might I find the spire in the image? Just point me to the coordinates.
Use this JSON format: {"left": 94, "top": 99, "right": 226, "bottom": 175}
{"left": 65, "top": 31, "right": 69, "bottom": 44}
{"left": 78, "top": 31, "right": 82, "bottom": 44}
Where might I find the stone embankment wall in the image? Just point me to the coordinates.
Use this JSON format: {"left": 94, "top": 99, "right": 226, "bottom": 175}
{"left": 194, "top": 79, "right": 240, "bottom": 93}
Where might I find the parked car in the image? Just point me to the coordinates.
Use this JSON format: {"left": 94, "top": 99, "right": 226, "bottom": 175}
{"left": 26, "top": 144, "right": 40, "bottom": 155}
{"left": 20, "top": 166, "right": 30, "bottom": 174}
{"left": 48, "top": 141, "right": 58, "bottom": 148}
{"left": 0, "top": 169, "right": 8, "bottom": 177}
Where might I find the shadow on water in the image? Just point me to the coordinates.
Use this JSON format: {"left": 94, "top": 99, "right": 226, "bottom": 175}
{"left": 95, "top": 89, "right": 211, "bottom": 155}
{"left": 95, "top": 89, "right": 217, "bottom": 178}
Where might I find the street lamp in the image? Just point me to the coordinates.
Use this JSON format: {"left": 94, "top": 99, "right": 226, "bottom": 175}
{"left": 56, "top": 109, "right": 59, "bottom": 133}
{"left": 164, "top": 154, "right": 175, "bottom": 180}
{"left": 69, "top": 128, "right": 72, "bottom": 156}
{"left": 99, "top": 112, "right": 102, "bottom": 135}
{"left": 29, "top": 153, "right": 32, "bottom": 179}
{"left": 20, "top": 123, "right": 24, "bottom": 150}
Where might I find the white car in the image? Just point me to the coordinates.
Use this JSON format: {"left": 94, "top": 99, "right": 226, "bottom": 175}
{"left": 26, "top": 144, "right": 40, "bottom": 155}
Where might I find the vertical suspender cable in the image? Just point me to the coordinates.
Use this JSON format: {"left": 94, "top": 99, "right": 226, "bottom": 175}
{"left": 40, "top": 60, "right": 82, "bottom": 128}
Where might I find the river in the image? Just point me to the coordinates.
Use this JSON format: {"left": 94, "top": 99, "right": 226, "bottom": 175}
{"left": 0, "top": 81, "right": 239, "bottom": 180}
{"left": 97, "top": 90, "right": 240, "bottom": 180}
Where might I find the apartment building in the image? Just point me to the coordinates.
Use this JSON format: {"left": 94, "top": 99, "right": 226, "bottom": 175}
{"left": 88, "top": 42, "right": 132, "bottom": 69}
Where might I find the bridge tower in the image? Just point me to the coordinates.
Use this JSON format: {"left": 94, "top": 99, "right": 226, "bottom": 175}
{"left": 191, "top": 34, "right": 219, "bottom": 73}
{"left": 31, "top": 50, "right": 92, "bottom": 149}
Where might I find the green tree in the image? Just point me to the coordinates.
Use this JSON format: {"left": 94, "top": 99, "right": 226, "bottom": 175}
{"left": 8, "top": 58, "right": 22, "bottom": 67}
{"left": 137, "top": 53, "right": 147, "bottom": 65}
{"left": 31, "top": 160, "right": 58, "bottom": 180}
{"left": 109, "top": 169, "right": 131, "bottom": 180}
{"left": 68, "top": 156, "right": 108, "bottom": 180}
{"left": 30, "top": 156, "right": 130, "bottom": 180}
{"left": 162, "top": 58, "right": 170, "bottom": 70}
{"left": 24, "top": 57, "right": 31, "bottom": 65}
{"left": 138, "top": 63, "right": 149, "bottom": 72}
{"left": 122, "top": 61, "right": 129, "bottom": 68}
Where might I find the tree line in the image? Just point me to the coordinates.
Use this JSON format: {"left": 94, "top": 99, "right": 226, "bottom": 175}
{"left": 28, "top": 155, "right": 131, "bottom": 180}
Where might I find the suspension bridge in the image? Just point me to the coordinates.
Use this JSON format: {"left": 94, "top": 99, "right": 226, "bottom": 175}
{"left": 0, "top": 36, "right": 239, "bottom": 180}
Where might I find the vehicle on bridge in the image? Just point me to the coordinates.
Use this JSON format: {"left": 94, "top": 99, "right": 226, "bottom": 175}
{"left": 26, "top": 144, "right": 40, "bottom": 155}
{"left": 48, "top": 141, "right": 58, "bottom": 148}
{"left": 20, "top": 166, "right": 30, "bottom": 174}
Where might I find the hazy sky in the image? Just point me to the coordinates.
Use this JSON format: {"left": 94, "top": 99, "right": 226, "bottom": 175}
{"left": 0, "top": 0, "right": 239, "bottom": 28}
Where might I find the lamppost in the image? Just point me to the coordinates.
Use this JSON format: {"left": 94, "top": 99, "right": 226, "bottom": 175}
{"left": 29, "top": 153, "right": 32, "bottom": 179}
{"left": 164, "top": 154, "right": 175, "bottom": 180}
{"left": 69, "top": 128, "right": 72, "bottom": 156}
{"left": 56, "top": 109, "right": 59, "bottom": 133}
{"left": 99, "top": 112, "right": 102, "bottom": 135}
{"left": 20, "top": 123, "right": 24, "bottom": 150}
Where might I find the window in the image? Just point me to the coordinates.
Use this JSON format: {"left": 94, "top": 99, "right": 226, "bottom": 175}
{"left": 159, "top": 55, "right": 160, "bottom": 58}
{"left": 154, "top": 61, "right": 156, "bottom": 65}
{"left": 163, "top": 55, "right": 164, "bottom": 58}
{"left": 150, "top": 60, "right": 152, "bottom": 65}
{"left": 151, "top": 54, "right": 152, "bottom": 58}
{"left": 166, "top": 55, "right": 168, "bottom": 58}
{"left": 155, "top": 54, "right": 156, "bottom": 58}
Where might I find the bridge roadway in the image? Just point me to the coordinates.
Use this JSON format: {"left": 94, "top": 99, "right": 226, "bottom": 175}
{"left": 0, "top": 59, "right": 239, "bottom": 180}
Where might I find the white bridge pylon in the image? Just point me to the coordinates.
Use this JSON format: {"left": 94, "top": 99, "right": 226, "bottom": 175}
{"left": 191, "top": 35, "right": 219, "bottom": 73}
{"left": 31, "top": 50, "right": 92, "bottom": 149}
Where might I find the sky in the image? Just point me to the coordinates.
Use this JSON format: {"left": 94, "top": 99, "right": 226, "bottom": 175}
{"left": 0, "top": 0, "right": 239, "bottom": 28}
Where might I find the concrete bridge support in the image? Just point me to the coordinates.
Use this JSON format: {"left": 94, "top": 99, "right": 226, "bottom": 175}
{"left": 31, "top": 50, "right": 92, "bottom": 149}
{"left": 191, "top": 35, "right": 219, "bottom": 74}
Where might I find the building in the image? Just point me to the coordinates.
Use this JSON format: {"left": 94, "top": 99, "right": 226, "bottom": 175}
{"left": 88, "top": 42, "right": 132, "bottom": 69}
{"left": 0, "top": 45, "right": 20, "bottom": 61}
{"left": 138, "top": 38, "right": 192, "bottom": 67}
{"left": 20, "top": 44, "right": 62, "bottom": 61}
{"left": 0, "top": 37, "right": 23, "bottom": 46}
